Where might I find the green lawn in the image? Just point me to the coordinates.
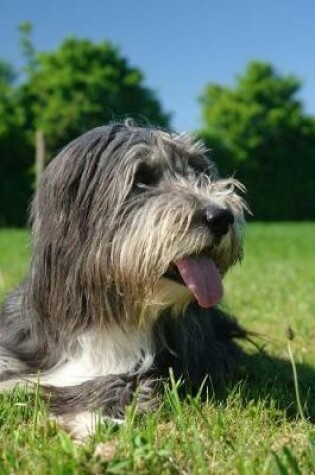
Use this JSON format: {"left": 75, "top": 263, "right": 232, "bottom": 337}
{"left": 0, "top": 224, "right": 314, "bottom": 474}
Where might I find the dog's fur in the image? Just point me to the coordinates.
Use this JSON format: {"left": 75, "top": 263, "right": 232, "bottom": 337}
{"left": 0, "top": 122, "right": 248, "bottom": 438}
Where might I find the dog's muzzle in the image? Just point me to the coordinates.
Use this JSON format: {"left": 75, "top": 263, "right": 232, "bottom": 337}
{"left": 163, "top": 207, "right": 236, "bottom": 310}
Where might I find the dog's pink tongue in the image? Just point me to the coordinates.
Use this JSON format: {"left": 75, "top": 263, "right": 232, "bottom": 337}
{"left": 175, "top": 256, "right": 223, "bottom": 308}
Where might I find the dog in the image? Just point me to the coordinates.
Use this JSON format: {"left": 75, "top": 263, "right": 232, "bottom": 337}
{"left": 0, "top": 122, "right": 248, "bottom": 438}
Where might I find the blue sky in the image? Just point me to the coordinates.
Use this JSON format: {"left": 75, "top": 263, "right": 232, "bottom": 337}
{"left": 1, "top": 0, "right": 315, "bottom": 131}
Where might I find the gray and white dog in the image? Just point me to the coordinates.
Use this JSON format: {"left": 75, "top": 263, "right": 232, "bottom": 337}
{"left": 0, "top": 122, "right": 248, "bottom": 438}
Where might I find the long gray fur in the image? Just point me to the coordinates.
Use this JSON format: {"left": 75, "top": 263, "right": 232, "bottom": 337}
{"left": 0, "top": 122, "right": 249, "bottom": 433}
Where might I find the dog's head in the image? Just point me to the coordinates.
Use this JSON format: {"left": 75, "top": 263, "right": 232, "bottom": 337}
{"left": 30, "top": 123, "right": 247, "bottom": 329}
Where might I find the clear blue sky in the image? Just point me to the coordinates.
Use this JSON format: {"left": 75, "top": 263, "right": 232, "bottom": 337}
{"left": 1, "top": 0, "right": 315, "bottom": 131}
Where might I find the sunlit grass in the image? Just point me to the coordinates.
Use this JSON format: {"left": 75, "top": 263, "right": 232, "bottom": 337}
{"left": 0, "top": 229, "right": 30, "bottom": 299}
{"left": 0, "top": 224, "right": 314, "bottom": 474}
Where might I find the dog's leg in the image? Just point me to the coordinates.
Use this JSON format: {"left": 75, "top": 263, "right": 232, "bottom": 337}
{"left": 42, "top": 372, "right": 159, "bottom": 417}
{"left": 40, "top": 372, "right": 159, "bottom": 440}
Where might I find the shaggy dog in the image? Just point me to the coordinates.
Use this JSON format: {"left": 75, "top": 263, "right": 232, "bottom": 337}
{"left": 0, "top": 122, "right": 248, "bottom": 438}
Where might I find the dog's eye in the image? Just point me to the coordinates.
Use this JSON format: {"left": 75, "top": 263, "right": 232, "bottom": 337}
{"left": 133, "top": 164, "right": 159, "bottom": 189}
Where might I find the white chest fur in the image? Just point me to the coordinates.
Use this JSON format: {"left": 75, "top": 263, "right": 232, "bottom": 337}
{"left": 42, "top": 325, "right": 155, "bottom": 387}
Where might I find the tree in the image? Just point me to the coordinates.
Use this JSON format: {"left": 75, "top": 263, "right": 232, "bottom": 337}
{"left": 0, "top": 32, "right": 170, "bottom": 226}
{"left": 0, "top": 60, "right": 32, "bottom": 226}
{"left": 20, "top": 38, "right": 170, "bottom": 158}
{"left": 199, "top": 61, "right": 315, "bottom": 220}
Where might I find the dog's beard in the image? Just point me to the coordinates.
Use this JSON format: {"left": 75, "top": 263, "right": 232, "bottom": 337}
{"left": 146, "top": 236, "right": 240, "bottom": 318}
{"left": 108, "top": 177, "right": 246, "bottom": 322}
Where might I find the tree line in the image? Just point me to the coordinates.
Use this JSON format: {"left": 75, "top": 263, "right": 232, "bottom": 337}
{"left": 1, "top": 25, "right": 315, "bottom": 225}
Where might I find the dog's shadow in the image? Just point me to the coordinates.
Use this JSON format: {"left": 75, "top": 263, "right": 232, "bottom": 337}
{"left": 158, "top": 307, "right": 315, "bottom": 423}
{"left": 214, "top": 345, "right": 315, "bottom": 423}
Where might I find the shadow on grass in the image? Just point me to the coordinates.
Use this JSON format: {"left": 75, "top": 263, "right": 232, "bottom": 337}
{"left": 231, "top": 346, "right": 315, "bottom": 422}
{"left": 169, "top": 347, "right": 315, "bottom": 423}
{"left": 157, "top": 304, "right": 315, "bottom": 424}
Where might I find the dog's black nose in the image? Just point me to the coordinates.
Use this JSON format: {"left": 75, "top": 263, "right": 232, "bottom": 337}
{"left": 205, "top": 208, "right": 234, "bottom": 238}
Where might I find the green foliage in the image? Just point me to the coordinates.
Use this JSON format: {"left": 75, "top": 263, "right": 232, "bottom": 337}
{"left": 19, "top": 37, "right": 170, "bottom": 157}
{"left": 0, "top": 31, "right": 169, "bottom": 226}
{"left": 0, "top": 60, "right": 33, "bottom": 226}
{"left": 199, "top": 61, "right": 315, "bottom": 220}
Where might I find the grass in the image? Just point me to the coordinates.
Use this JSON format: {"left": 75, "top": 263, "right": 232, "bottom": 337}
{"left": 0, "top": 224, "right": 315, "bottom": 474}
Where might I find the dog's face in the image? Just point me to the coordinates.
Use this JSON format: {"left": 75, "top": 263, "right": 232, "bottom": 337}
{"left": 31, "top": 124, "right": 247, "bottom": 328}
